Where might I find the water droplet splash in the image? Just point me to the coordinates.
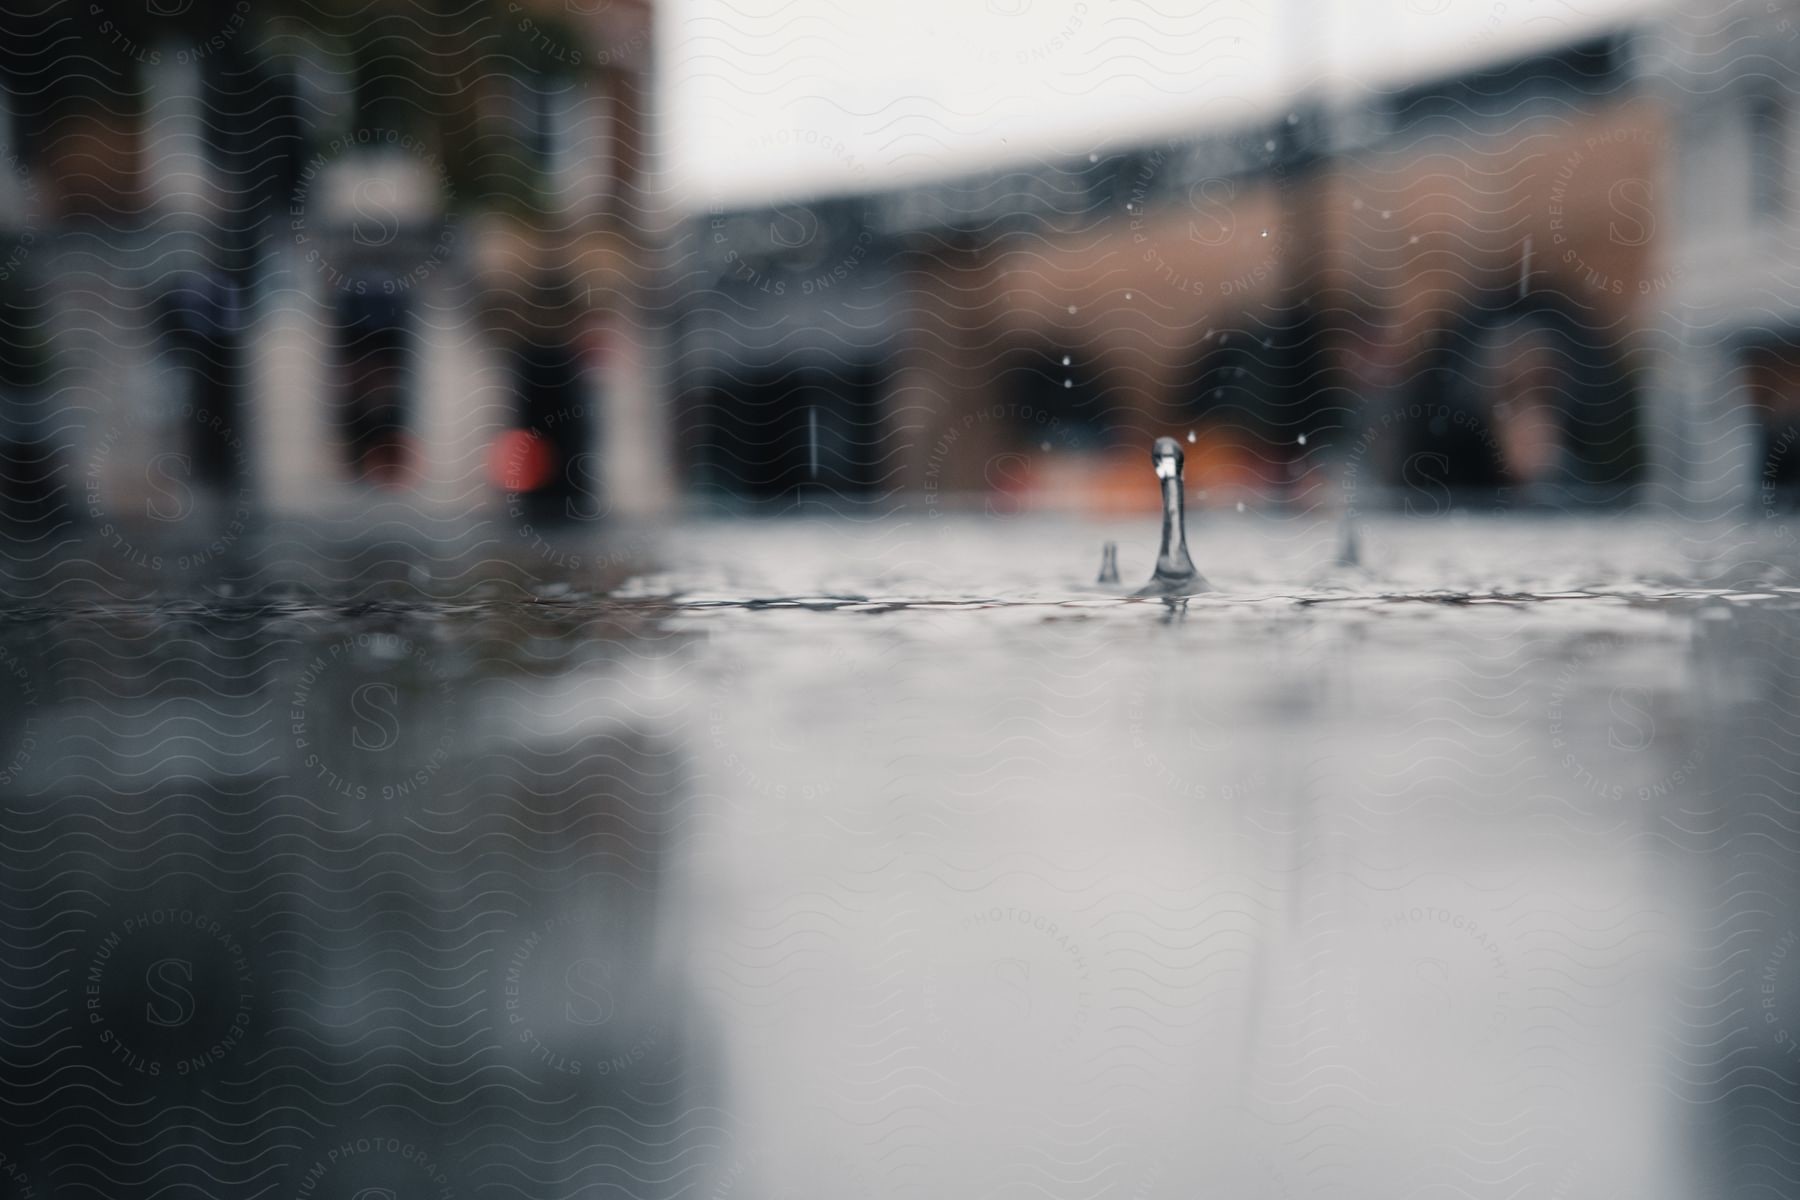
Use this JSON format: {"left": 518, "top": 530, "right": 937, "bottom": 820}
{"left": 1337, "top": 514, "right": 1361, "bottom": 568}
{"left": 1097, "top": 541, "right": 1120, "bottom": 585}
{"left": 1136, "top": 437, "right": 1209, "bottom": 597}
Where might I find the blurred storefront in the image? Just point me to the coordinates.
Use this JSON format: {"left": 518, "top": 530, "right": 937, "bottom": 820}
{"left": 1650, "top": 0, "right": 1800, "bottom": 513}
{"left": 0, "top": 0, "right": 671, "bottom": 542}
{"left": 675, "top": 23, "right": 1675, "bottom": 514}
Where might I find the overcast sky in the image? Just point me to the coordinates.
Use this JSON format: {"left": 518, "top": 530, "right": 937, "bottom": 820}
{"left": 658, "top": 0, "right": 1657, "bottom": 207}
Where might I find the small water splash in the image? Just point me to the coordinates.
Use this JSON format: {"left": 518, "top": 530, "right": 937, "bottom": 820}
{"left": 1337, "top": 515, "right": 1361, "bottom": 568}
{"left": 1097, "top": 541, "right": 1120, "bottom": 585}
{"left": 1137, "top": 437, "right": 1210, "bottom": 597}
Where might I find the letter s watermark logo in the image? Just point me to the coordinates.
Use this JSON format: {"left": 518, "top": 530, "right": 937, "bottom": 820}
{"left": 350, "top": 179, "right": 402, "bottom": 249}
{"left": 145, "top": 453, "right": 194, "bottom": 522}
{"left": 350, "top": 682, "right": 402, "bottom": 752}
{"left": 1400, "top": 451, "right": 1453, "bottom": 519}
{"left": 145, "top": 958, "right": 196, "bottom": 1027}
{"left": 983, "top": 452, "right": 1033, "bottom": 517}
{"left": 563, "top": 958, "right": 614, "bottom": 1026}
{"left": 1186, "top": 178, "right": 1237, "bottom": 248}
{"left": 991, "top": 957, "right": 1033, "bottom": 1019}
{"left": 768, "top": 204, "right": 820, "bottom": 252}
{"left": 1606, "top": 686, "right": 1656, "bottom": 753}
{"left": 564, "top": 453, "right": 608, "bottom": 522}
{"left": 1606, "top": 178, "right": 1655, "bottom": 247}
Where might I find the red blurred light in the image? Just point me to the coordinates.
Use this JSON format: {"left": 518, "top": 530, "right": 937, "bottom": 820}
{"left": 490, "top": 429, "right": 556, "bottom": 492}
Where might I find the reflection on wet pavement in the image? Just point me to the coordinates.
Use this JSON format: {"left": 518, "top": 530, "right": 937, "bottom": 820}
{"left": 2, "top": 514, "right": 1798, "bottom": 1197}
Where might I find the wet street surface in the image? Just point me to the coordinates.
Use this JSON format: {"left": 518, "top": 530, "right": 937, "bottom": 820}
{"left": 3, "top": 512, "right": 1800, "bottom": 1198}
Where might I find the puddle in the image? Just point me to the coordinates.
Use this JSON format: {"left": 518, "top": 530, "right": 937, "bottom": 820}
{"left": 0, "top": 512, "right": 1793, "bottom": 1197}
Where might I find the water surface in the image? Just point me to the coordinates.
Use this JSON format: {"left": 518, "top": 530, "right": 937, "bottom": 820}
{"left": 2, "top": 512, "right": 1796, "bottom": 1198}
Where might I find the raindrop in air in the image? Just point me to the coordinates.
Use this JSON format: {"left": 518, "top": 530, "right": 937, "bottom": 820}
{"left": 1236, "top": 501, "right": 1246, "bottom": 513}
{"left": 1061, "top": 354, "right": 1071, "bottom": 366}
{"left": 1186, "top": 430, "right": 1196, "bottom": 444}
{"left": 1298, "top": 433, "right": 1308, "bottom": 446}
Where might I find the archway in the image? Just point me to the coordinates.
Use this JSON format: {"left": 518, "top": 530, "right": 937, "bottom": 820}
{"left": 1396, "top": 293, "right": 1640, "bottom": 505}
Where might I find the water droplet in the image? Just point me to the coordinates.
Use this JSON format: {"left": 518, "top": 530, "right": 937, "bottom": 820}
{"left": 1236, "top": 501, "right": 1246, "bottom": 513}
{"left": 1186, "top": 430, "right": 1197, "bottom": 444}
{"left": 1265, "top": 139, "right": 1277, "bottom": 152}
{"left": 1260, "top": 229, "right": 1269, "bottom": 237}
{"left": 1067, "top": 305, "right": 1078, "bottom": 314}
{"left": 1409, "top": 235, "right": 1419, "bottom": 244}
{"left": 1298, "top": 433, "right": 1308, "bottom": 446}
{"left": 1287, "top": 112, "right": 1299, "bottom": 124}
{"left": 1125, "top": 291, "right": 1133, "bottom": 299}
{"left": 1140, "top": 437, "right": 1207, "bottom": 596}
{"left": 1382, "top": 209, "right": 1392, "bottom": 218}
{"left": 1063, "top": 379, "right": 1073, "bottom": 388}
{"left": 1040, "top": 440, "right": 1051, "bottom": 452}
{"left": 1061, "top": 354, "right": 1071, "bottom": 366}
{"left": 1088, "top": 152, "right": 1099, "bottom": 163}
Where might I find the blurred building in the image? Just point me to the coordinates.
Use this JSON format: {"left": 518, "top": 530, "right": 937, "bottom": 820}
{"left": 1650, "top": 0, "right": 1800, "bottom": 513}
{"left": 674, "top": 20, "right": 1680, "bottom": 513}
{"left": 0, "top": 0, "right": 670, "bottom": 548}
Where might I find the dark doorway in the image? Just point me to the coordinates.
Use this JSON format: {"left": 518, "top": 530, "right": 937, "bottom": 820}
{"left": 692, "top": 359, "right": 888, "bottom": 503}
{"left": 1399, "top": 293, "right": 1640, "bottom": 504}
{"left": 998, "top": 338, "right": 1112, "bottom": 449}
{"left": 333, "top": 285, "right": 415, "bottom": 485}
{"left": 158, "top": 271, "right": 248, "bottom": 491}
{"left": 507, "top": 336, "right": 599, "bottom": 524}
